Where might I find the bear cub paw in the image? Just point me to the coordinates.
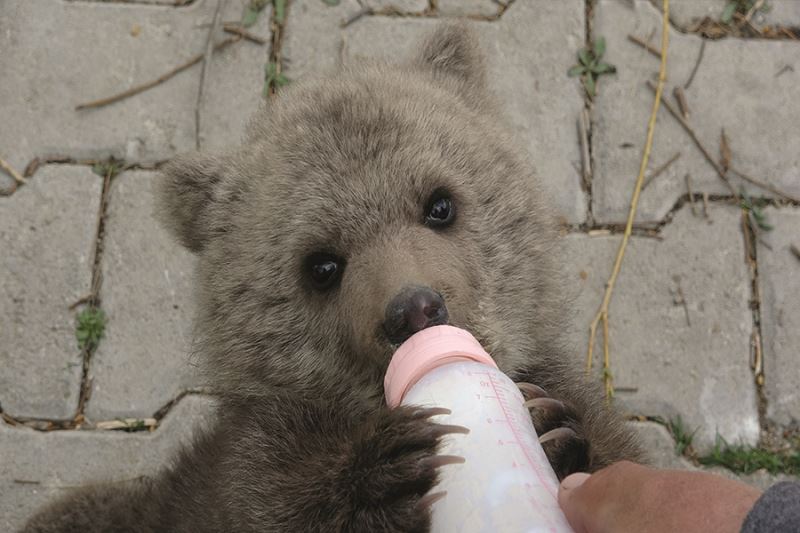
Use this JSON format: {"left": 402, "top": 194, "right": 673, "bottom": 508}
{"left": 344, "top": 406, "right": 467, "bottom": 531}
{"left": 518, "top": 382, "right": 591, "bottom": 480}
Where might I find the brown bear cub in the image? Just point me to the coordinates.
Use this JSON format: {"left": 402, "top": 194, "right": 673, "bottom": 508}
{"left": 24, "top": 23, "right": 641, "bottom": 532}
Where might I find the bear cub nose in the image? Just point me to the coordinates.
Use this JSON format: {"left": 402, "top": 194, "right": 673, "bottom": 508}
{"left": 383, "top": 285, "right": 449, "bottom": 345}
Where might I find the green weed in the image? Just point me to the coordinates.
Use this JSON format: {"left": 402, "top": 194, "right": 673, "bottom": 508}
{"left": 740, "top": 188, "right": 773, "bottom": 231}
{"left": 667, "top": 415, "right": 699, "bottom": 456}
{"left": 76, "top": 308, "right": 106, "bottom": 351}
{"left": 699, "top": 435, "right": 800, "bottom": 475}
{"left": 721, "top": 0, "right": 770, "bottom": 25}
{"left": 568, "top": 37, "right": 617, "bottom": 98}
{"left": 263, "top": 62, "right": 290, "bottom": 96}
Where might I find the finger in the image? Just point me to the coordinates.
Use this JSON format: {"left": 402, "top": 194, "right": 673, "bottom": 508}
{"left": 558, "top": 473, "right": 592, "bottom": 533}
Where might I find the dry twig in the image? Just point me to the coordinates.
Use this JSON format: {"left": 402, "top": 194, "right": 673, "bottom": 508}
{"left": 646, "top": 80, "right": 737, "bottom": 197}
{"left": 720, "top": 129, "right": 732, "bottom": 173}
{"left": 744, "top": 0, "right": 766, "bottom": 24}
{"left": 627, "top": 34, "right": 661, "bottom": 58}
{"left": 730, "top": 167, "right": 800, "bottom": 204}
{"left": 0, "top": 156, "right": 26, "bottom": 185}
{"left": 685, "top": 173, "right": 697, "bottom": 216}
{"left": 684, "top": 40, "right": 705, "bottom": 89}
{"left": 642, "top": 151, "right": 681, "bottom": 190}
{"left": 790, "top": 244, "right": 800, "bottom": 262}
{"left": 223, "top": 23, "right": 267, "bottom": 44}
{"left": 578, "top": 108, "right": 591, "bottom": 191}
{"left": 670, "top": 277, "right": 691, "bottom": 327}
{"left": 649, "top": 85, "right": 798, "bottom": 206}
{"left": 673, "top": 86, "right": 689, "bottom": 119}
{"left": 95, "top": 418, "right": 157, "bottom": 431}
{"left": 75, "top": 36, "right": 240, "bottom": 111}
{"left": 587, "top": 0, "right": 671, "bottom": 399}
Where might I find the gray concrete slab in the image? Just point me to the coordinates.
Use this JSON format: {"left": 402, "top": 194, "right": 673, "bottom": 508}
{"left": 199, "top": 0, "right": 272, "bottom": 150}
{"left": 0, "top": 0, "right": 271, "bottom": 180}
{"left": 281, "top": 0, "right": 363, "bottom": 81}
{"left": 563, "top": 204, "right": 758, "bottom": 452}
{"left": 592, "top": 0, "right": 800, "bottom": 224}
{"left": 86, "top": 171, "right": 199, "bottom": 421}
{"left": 757, "top": 207, "right": 800, "bottom": 428}
{"left": 337, "top": 0, "right": 588, "bottom": 224}
{"left": 437, "top": 0, "right": 501, "bottom": 17}
{"left": 0, "top": 166, "right": 102, "bottom": 420}
{"left": 630, "top": 420, "right": 696, "bottom": 469}
{"left": 0, "top": 394, "right": 216, "bottom": 533}
{"left": 666, "top": 0, "right": 800, "bottom": 30}
{"left": 366, "top": 0, "right": 428, "bottom": 12}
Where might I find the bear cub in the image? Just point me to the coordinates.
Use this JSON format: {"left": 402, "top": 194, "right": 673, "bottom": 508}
{"left": 24, "top": 23, "right": 641, "bottom": 533}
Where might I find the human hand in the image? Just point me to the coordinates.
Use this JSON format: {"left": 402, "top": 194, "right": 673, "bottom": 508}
{"left": 557, "top": 461, "right": 762, "bottom": 533}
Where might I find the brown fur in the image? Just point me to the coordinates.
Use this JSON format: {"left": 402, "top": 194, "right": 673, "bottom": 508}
{"left": 23, "top": 24, "right": 641, "bottom": 533}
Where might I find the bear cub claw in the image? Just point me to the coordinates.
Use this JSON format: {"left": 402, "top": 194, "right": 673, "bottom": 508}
{"left": 517, "top": 382, "right": 590, "bottom": 480}
{"left": 345, "top": 406, "right": 467, "bottom": 530}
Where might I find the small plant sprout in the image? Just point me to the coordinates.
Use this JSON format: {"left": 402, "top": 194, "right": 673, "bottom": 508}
{"left": 76, "top": 308, "right": 106, "bottom": 351}
{"left": 568, "top": 37, "right": 617, "bottom": 98}
{"left": 740, "top": 188, "right": 773, "bottom": 231}
{"left": 721, "top": 0, "right": 770, "bottom": 25}
{"left": 699, "top": 435, "right": 800, "bottom": 476}
{"left": 264, "top": 62, "right": 290, "bottom": 96}
{"left": 667, "top": 415, "right": 698, "bottom": 456}
{"left": 242, "top": 0, "right": 270, "bottom": 27}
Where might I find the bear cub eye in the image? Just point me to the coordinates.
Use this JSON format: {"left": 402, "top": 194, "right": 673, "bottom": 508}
{"left": 424, "top": 190, "right": 455, "bottom": 228}
{"left": 306, "top": 253, "right": 344, "bottom": 291}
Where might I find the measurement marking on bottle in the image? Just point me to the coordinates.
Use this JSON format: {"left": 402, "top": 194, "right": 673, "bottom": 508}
{"left": 486, "top": 372, "right": 558, "bottom": 502}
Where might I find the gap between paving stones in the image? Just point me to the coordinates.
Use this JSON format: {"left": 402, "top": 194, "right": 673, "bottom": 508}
{"left": 2, "top": 389, "right": 210, "bottom": 433}
{"left": 578, "top": 0, "right": 597, "bottom": 225}
{"left": 646, "top": 0, "right": 800, "bottom": 40}
{"left": 64, "top": 0, "right": 198, "bottom": 6}
{"left": 73, "top": 161, "right": 116, "bottom": 424}
{"left": 346, "top": 0, "right": 515, "bottom": 25}
{"left": 567, "top": 192, "right": 799, "bottom": 237}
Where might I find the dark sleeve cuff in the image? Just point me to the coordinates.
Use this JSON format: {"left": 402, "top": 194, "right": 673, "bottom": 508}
{"left": 741, "top": 481, "right": 800, "bottom": 533}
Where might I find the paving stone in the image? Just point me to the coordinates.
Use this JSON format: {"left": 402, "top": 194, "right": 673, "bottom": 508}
{"left": 366, "top": 0, "right": 428, "bottom": 13}
{"left": 0, "top": 166, "right": 102, "bottom": 420}
{"left": 199, "top": 0, "right": 272, "bottom": 150}
{"left": 86, "top": 171, "right": 199, "bottom": 421}
{"left": 630, "top": 421, "right": 696, "bottom": 469}
{"left": 78, "top": 0, "right": 193, "bottom": 5}
{"left": 562, "top": 204, "right": 758, "bottom": 452}
{"left": 0, "top": 0, "right": 270, "bottom": 181}
{"left": 285, "top": 0, "right": 587, "bottom": 224}
{"left": 757, "top": 207, "right": 800, "bottom": 428}
{"left": 281, "top": 0, "right": 364, "bottom": 81}
{"left": 667, "top": 0, "right": 800, "bottom": 30}
{"left": 436, "top": 0, "right": 501, "bottom": 17}
{"left": 592, "top": 0, "right": 800, "bottom": 224}
{"left": 0, "top": 394, "right": 216, "bottom": 532}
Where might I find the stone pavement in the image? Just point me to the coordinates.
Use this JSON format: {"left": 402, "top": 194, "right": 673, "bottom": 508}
{"left": 1, "top": 0, "right": 798, "bottom": 529}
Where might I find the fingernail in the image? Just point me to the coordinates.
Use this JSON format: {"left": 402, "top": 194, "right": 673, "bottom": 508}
{"left": 560, "top": 472, "right": 590, "bottom": 491}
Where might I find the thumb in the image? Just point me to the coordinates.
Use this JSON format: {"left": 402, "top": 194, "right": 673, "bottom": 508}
{"left": 558, "top": 472, "right": 591, "bottom": 533}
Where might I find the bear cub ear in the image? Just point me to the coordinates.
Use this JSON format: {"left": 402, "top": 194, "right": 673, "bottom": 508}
{"left": 156, "top": 152, "right": 230, "bottom": 253}
{"left": 417, "top": 22, "right": 488, "bottom": 103}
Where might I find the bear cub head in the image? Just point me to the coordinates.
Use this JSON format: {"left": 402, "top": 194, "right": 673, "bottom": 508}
{"left": 158, "top": 24, "right": 565, "bottom": 404}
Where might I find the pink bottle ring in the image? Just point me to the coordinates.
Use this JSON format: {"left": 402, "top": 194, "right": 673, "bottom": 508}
{"left": 384, "top": 325, "right": 497, "bottom": 408}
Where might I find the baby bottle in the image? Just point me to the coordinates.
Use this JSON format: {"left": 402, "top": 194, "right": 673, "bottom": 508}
{"left": 384, "top": 325, "right": 573, "bottom": 533}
